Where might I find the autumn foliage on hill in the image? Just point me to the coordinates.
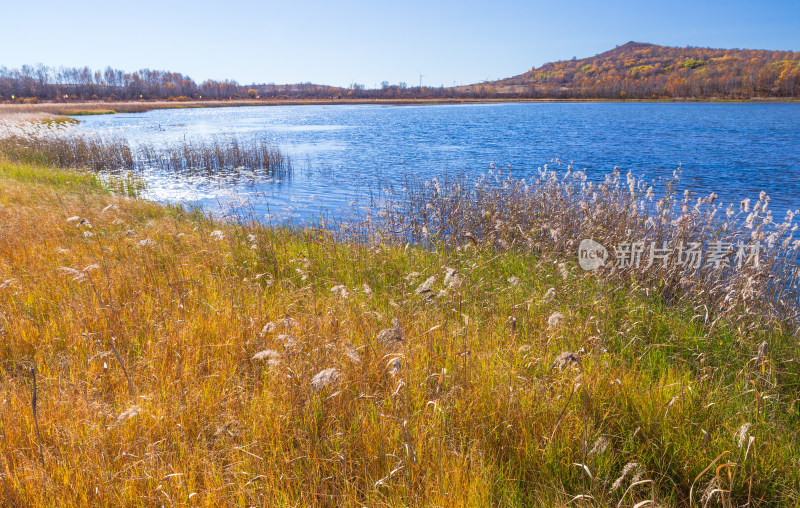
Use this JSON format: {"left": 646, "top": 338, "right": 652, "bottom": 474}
{"left": 487, "top": 41, "right": 800, "bottom": 99}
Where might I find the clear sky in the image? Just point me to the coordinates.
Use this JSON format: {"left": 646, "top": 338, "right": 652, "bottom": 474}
{"left": 1, "top": 0, "right": 798, "bottom": 88}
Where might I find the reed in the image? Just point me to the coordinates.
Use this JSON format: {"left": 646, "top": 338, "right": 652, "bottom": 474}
{"left": 0, "top": 155, "right": 798, "bottom": 506}
{"left": 0, "top": 120, "right": 291, "bottom": 177}
{"left": 344, "top": 165, "right": 800, "bottom": 337}
{"left": 138, "top": 137, "right": 290, "bottom": 175}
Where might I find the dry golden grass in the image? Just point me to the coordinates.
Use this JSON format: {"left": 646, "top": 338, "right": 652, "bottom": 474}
{"left": 0, "top": 160, "right": 799, "bottom": 506}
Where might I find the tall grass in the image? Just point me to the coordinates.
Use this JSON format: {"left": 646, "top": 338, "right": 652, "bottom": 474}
{"left": 0, "top": 120, "right": 291, "bottom": 176}
{"left": 344, "top": 165, "right": 800, "bottom": 337}
{"left": 0, "top": 153, "right": 799, "bottom": 505}
{"left": 138, "top": 138, "right": 289, "bottom": 174}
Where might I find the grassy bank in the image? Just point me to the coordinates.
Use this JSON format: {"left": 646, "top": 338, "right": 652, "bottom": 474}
{"left": 0, "top": 161, "right": 799, "bottom": 506}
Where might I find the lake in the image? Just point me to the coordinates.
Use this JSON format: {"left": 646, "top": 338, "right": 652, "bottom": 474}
{"left": 71, "top": 102, "right": 800, "bottom": 221}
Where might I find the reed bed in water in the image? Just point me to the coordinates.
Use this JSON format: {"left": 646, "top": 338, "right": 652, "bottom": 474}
{"left": 0, "top": 120, "right": 290, "bottom": 175}
{"left": 138, "top": 138, "right": 289, "bottom": 174}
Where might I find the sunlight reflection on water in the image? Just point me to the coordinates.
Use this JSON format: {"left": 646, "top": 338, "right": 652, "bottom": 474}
{"left": 72, "top": 102, "right": 800, "bottom": 221}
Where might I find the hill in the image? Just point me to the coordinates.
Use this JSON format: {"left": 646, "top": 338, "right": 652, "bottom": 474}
{"left": 461, "top": 41, "right": 800, "bottom": 99}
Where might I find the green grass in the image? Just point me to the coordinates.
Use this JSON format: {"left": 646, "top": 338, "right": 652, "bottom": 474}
{"left": 0, "top": 161, "right": 798, "bottom": 506}
{"left": 38, "top": 117, "right": 81, "bottom": 125}
{"left": 0, "top": 159, "right": 143, "bottom": 197}
{"left": 0, "top": 159, "right": 106, "bottom": 189}
{"left": 60, "top": 109, "right": 118, "bottom": 116}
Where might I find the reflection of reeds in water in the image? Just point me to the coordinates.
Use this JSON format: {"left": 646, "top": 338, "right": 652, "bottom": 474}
{"left": 0, "top": 120, "right": 290, "bottom": 176}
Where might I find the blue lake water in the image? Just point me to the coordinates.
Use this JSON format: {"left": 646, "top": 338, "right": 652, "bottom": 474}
{"left": 71, "top": 102, "right": 800, "bottom": 221}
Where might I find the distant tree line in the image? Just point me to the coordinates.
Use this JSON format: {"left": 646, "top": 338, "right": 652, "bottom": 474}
{"left": 0, "top": 65, "right": 322, "bottom": 101}
{"left": 0, "top": 65, "right": 361, "bottom": 101}
{"left": 0, "top": 65, "right": 456, "bottom": 102}
{"left": 2, "top": 43, "right": 799, "bottom": 102}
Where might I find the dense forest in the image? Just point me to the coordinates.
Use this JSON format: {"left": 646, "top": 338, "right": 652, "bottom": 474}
{"left": 1, "top": 42, "right": 799, "bottom": 102}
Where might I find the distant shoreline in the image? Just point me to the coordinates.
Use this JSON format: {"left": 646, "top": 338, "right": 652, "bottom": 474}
{"left": 1, "top": 97, "right": 798, "bottom": 121}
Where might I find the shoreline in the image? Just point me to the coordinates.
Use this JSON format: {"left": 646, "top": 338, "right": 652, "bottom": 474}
{"left": 1, "top": 96, "right": 798, "bottom": 120}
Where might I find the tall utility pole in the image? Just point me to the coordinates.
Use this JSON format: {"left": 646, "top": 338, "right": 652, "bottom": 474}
{"left": 419, "top": 72, "right": 425, "bottom": 88}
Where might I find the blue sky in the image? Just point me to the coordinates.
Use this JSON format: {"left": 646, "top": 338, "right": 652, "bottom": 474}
{"left": 1, "top": 0, "right": 798, "bottom": 88}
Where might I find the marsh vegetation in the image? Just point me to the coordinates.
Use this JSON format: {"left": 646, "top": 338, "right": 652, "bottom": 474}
{"left": 0, "top": 120, "right": 291, "bottom": 177}
{"left": 0, "top": 146, "right": 798, "bottom": 505}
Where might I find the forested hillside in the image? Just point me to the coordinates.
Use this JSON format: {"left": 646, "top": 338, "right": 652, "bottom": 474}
{"left": 475, "top": 41, "right": 800, "bottom": 99}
